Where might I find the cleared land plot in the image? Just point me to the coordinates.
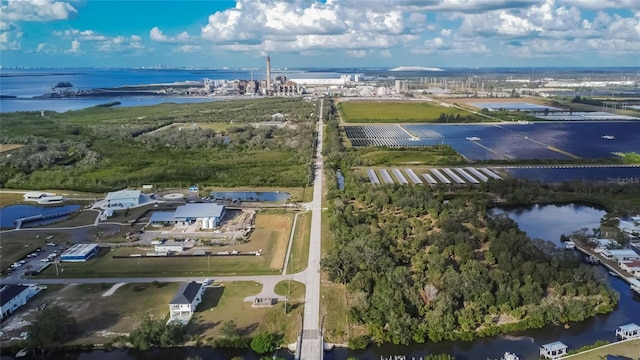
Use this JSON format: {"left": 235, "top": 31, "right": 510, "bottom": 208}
{"left": 339, "top": 101, "right": 479, "bottom": 123}
{"left": 35, "top": 213, "right": 293, "bottom": 277}
{"left": 194, "top": 281, "right": 304, "bottom": 344}
{"left": 320, "top": 281, "right": 367, "bottom": 343}
{"left": 469, "top": 101, "right": 560, "bottom": 111}
{"left": 0, "top": 283, "right": 178, "bottom": 345}
{"left": 354, "top": 147, "right": 465, "bottom": 165}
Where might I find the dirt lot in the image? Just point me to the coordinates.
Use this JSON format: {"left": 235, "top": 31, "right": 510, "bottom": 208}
{"left": 0, "top": 283, "right": 178, "bottom": 345}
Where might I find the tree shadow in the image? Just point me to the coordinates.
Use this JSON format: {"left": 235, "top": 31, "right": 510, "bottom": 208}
{"left": 198, "top": 286, "right": 224, "bottom": 311}
{"left": 240, "top": 322, "right": 260, "bottom": 336}
{"left": 189, "top": 316, "right": 221, "bottom": 334}
{"left": 76, "top": 310, "right": 122, "bottom": 334}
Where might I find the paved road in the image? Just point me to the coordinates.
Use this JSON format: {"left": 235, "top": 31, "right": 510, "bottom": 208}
{"left": 299, "top": 98, "right": 324, "bottom": 360}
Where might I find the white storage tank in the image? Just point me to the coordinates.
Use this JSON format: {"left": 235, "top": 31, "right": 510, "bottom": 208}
{"left": 208, "top": 218, "right": 215, "bottom": 229}
{"left": 201, "top": 218, "right": 209, "bottom": 229}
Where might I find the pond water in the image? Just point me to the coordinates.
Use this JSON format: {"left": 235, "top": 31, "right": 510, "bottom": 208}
{"left": 337, "top": 170, "right": 345, "bottom": 190}
{"left": 209, "top": 191, "right": 290, "bottom": 202}
{"left": 489, "top": 203, "right": 607, "bottom": 246}
{"left": 0, "top": 204, "right": 81, "bottom": 228}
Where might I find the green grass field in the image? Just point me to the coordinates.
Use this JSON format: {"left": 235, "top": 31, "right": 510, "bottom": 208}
{"left": 286, "top": 211, "right": 311, "bottom": 273}
{"left": 353, "top": 146, "right": 466, "bottom": 165}
{"left": 339, "top": 101, "right": 480, "bottom": 123}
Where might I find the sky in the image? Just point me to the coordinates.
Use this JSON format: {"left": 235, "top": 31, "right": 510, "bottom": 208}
{"left": 1, "top": 0, "right": 639, "bottom": 68}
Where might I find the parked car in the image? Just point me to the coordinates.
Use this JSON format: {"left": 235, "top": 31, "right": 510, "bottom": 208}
{"left": 40, "top": 259, "right": 50, "bottom": 263}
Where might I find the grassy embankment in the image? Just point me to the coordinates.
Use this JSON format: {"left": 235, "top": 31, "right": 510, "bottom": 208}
{"left": 339, "top": 101, "right": 482, "bottom": 123}
{"left": 33, "top": 213, "right": 293, "bottom": 278}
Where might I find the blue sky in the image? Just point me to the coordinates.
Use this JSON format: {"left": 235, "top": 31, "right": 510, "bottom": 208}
{"left": 1, "top": 0, "right": 639, "bottom": 68}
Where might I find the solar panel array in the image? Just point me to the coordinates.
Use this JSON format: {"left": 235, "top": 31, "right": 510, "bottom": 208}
{"left": 345, "top": 122, "right": 640, "bottom": 160}
{"left": 366, "top": 168, "right": 501, "bottom": 185}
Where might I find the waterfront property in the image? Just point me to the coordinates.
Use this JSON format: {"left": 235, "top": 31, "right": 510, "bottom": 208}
{"left": 616, "top": 323, "right": 640, "bottom": 340}
{"left": 168, "top": 281, "right": 206, "bottom": 324}
{"left": 60, "top": 244, "right": 99, "bottom": 262}
{"left": 0, "top": 285, "right": 41, "bottom": 320}
{"left": 539, "top": 341, "right": 568, "bottom": 359}
{"left": 105, "top": 189, "right": 141, "bottom": 209}
{"left": 602, "top": 249, "right": 640, "bottom": 262}
{"left": 618, "top": 260, "right": 640, "bottom": 278}
{"left": 22, "top": 191, "right": 63, "bottom": 204}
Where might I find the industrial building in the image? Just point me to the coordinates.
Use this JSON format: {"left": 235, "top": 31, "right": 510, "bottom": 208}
{"left": 60, "top": 243, "right": 99, "bottom": 262}
{"left": 105, "top": 189, "right": 141, "bottom": 209}
{"left": 149, "top": 203, "right": 225, "bottom": 229}
{"left": 1, "top": 285, "right": 42, "bottom": 320}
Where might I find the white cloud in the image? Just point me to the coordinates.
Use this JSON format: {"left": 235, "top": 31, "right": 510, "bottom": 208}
{"left": 0, "top": 30, "right": 22, "bottom": 50}
{"left": 1, "top": 0, "right": 77, "bottom": 22}
{"left": 346, "top": 50, "right": 368, "bottom": 57}
{"left": 54, "top": 28, "right": 146, "bottom": 53}
{"left": 150, "top": 27, "right": 190, "bottom": 43}
{"left": 65, "top": 39, "right": 80, "bottom": 54}
{"left": 559, "top": 0, "right": 640, "bottom": 10}
{"left": 174, "top": 44, "right": 201, "bottom": 53}
{"left": 381, "top": 49, "right": 392, "bottom": 57}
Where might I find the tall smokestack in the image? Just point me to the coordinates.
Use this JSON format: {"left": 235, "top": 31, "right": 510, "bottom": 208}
{"left": 266, "top": 56, "right": 271, "bottom": 95}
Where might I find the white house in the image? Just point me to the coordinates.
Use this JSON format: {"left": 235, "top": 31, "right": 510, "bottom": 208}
{"left": 602, "top": 249, "right": 640, "bottom": 262}
{"left": 0, "top": 285, "right": 41, "bottom": 320}
{"left": 168, "top": 281, "right": 206, "bottom": 324}
{"left": 105, "top": 189, "right": 141, "bottom": 209}
{"left": 619, "top": 260, "right": 640, "bottom": 278}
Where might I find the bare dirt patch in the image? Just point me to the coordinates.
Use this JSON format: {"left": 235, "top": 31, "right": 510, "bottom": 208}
{"left": 0, "top": 144, "right": 24, "bottom": 153}
{"left": 250, "top": 213, "right": 292, "bottom": 270}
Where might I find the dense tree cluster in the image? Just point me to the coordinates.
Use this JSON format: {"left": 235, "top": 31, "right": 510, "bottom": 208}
{"left": 321, "top": 98, "right": 619, "bottom": 345}
{"left": 25, "top": 305, "right": 78, "bottom": 355}
{"left": 127, "top": 315, "right": 187, "bottom": 350}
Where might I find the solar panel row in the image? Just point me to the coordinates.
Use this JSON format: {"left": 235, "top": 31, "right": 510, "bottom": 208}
{"left": 366, "top": 168, "right": 498, "bottom": 185}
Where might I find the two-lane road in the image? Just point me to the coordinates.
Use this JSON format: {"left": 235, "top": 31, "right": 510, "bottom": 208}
{"left": 298, "top": 98, "right": 325, "bottom": 360}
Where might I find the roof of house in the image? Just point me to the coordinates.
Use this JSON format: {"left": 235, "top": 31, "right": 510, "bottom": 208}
{"left": 604, "top": 249, "right": 639, "bottom": 256}
{"left": 541, "top": 341, "right": 567, "bottom": 351}
{"left": 0, "top": 285, "right": 29, "bottom": 307}
{"left": 617, "top": 323, "right": 640, "bottom": 332}
{"left": 174, "top": 203, "right": 225, "bottom": 219}
{"left": 169, "top": 282, "right": 203, "bottom": 305}
{"left": 106, "top": 189, "right": 141, "bottom": 201}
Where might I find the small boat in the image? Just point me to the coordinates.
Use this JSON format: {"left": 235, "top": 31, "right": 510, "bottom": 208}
{"left": 502, "top": 352, "right": 519, "bottom": 360}
{"left": 15, "top": 349, "right": 28, "bottom": 358}
{"left": 609, "top": 271, "right": 620, "bottom": 277}
{"left": 587, "top": 255, "right": 600, "bottom": 264}
{"left": 601, "top": 135, "right": 615, "bottom": 140}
